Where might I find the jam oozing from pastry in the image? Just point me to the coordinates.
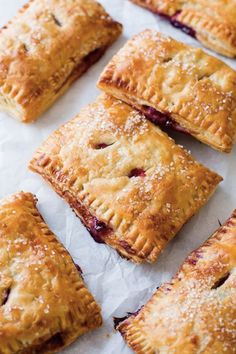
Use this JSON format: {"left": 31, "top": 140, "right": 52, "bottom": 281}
{"left": 1, "top": 288, "right": 10, "bottom": 306}
{"left": 75, "top": 263, "right": 83, "bottom": 275}
{"left": 95, "top": 143, "right": 109, "bottom": 149}
{"left": 128, "top": 168, "right": 146, "bottom": 178}
{"left": 89, "top": 217, "right": 110, "bottom": 244}
{"left": 119, "top": 240, "right": 136, "bottom": 255}
{"left": 55, "top": 46, "right": 106, "bottom": 94}
{"left": 114, "top": 308, "right": 142, "bottom": 329}
{"left": 141, "top": 105, "right": 190, "bottom": 135}
{"left": 211, "top": 272, "right": 230, "bottom": 289}
{"left": 155, "top": 11, "right": 196, "bottom": 39}
{"left": 170, "top": 12, "right": 196, "bottom": 38}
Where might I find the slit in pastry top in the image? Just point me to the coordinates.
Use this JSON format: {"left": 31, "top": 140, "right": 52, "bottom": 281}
{"left": 97, "top": 30, "right": 236, "bottom": 153}
{"left": 29, "top": 94, "right": 222, "bottom": 264}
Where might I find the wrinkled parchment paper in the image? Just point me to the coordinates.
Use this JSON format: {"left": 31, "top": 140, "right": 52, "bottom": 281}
{"left": 0, "top": 1, "right": 235, "bottom": 353}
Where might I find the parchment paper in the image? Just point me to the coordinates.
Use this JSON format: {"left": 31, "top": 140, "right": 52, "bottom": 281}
{"left": 0, "top": 1, "right": 235, "bottom": 353}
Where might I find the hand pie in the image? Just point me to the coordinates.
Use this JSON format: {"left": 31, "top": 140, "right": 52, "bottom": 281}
{"left": 29, "top": 94, "right": 222, "bottom": 264}
{"left": 117, "top": 210, "right": 236, "bottom": 354}
{"left": 98, "top": 30, "right": 236, "bottom": 153}
{"left": 0, "top": 0, "right": 122, "bottom": 123}
{"left": 130, "top": 0, "right": 236, "bottom": 58}
{"left": 0, "top": 192, "right": 102, "bottom": 353}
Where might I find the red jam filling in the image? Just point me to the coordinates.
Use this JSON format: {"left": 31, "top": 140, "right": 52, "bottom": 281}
{"left": 75, "top": 264, "right": 83, "bottom": 275}
{"left": 2, "top": 288, "right": 10, "bottom": 306}
{"left": 170, "top": 12, "right": 196, "bottom": 39}
{"left": 96, "top": 143, "right": 109, "bottom": 149}
{"left": 156, "top": 11, "right": 196, "bottom": 39}
{"left": 129, "top": 168, "right": 146, "bottom": 178}
{"left": 141, "top": 106, "right": 190, "bottom": 135}
{"left": 114, "top": 308, "right": 143, "bottom": 329}
{"left": 89, "top": 217, "right": 110, "bottom": 244}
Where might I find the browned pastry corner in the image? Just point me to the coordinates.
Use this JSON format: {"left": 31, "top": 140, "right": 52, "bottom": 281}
{"left": 130, "top": 0, "right": 236, "bottom": 58}
{"left": 0, "top": 192, "right": 102, "bottom": 353}
{"left": 0, "top": 0, "right": 122, "bottom": 122}
{"left": 117, "top": 210, "right": 236, "bottom": 354}
{"left": 98, "top": 30, "right": 236, "bottom": 153}
{"left": 29, "top": 94, "right": 222, "bottom": 264}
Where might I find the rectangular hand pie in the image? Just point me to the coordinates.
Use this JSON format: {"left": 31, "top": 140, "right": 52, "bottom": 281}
{"left": 117, "top": 210, "right": 236, "bottom": 353}
{"left": 0, "top": 0, "right": 122, "bottom": 122}
{"left": 29, "top": 94, "right": 222, "bottom": 264}
{"left": 130, "top": 0, "right": 236, "bottom": 58}
{"left": 98, "top": 30, "right": 236, "bottom": 153}
{"left": 0, "top": 192, "right": 102, "bottom": 353}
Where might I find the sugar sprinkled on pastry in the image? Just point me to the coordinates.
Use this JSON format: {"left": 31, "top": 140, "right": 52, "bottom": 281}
{"left": 117, "top": 209, "right": 236, "bottom": 353}
{"left": 29, "top": 94, "right": 222, "bottom": 264}
{"left": 0, "top": 192, "right": 102, "bottom": 352}
{"left": 130, "top": 0, "right": 236, "bottom": 58}
{"left": 98, "top": 30, "right": 236, "bottom": 153}
{"left": 0, "top": 0, "right": 122, "bottom": 122}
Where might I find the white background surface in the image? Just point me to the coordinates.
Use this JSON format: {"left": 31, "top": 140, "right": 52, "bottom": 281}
{"left": 0, "top": 1, "right": 235, "bottom": 353}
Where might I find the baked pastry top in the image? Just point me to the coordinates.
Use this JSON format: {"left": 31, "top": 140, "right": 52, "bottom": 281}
{"left": 0, "top": 0, "right": 122, "bottom": 123}
{"left": 98, "top": 30, "right": 236, "bottom": 153}
{"left": 118, "top": 210, "right": 236, "bottom": 354}
{"left": 0, "top": 192, "right": 102, "bottom": 353}
{"left": 29, "top": 94, "right": 222, "bottom": 264}
{"left": 130, "top": 0, "right": 236, "bottom": 58}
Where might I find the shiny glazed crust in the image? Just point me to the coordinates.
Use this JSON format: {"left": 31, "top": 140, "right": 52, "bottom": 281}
{"left": 29, "top": 94, "right": 222, "bottom": 264}
{"left": 0, "top": 192, "right": 102, "bottom": 353}
{"left": 118, "top": 210, "right": 236, "bottom": 354}
{"left": 130, "top": 0, "right": 236, "bottom": 57}
{"left": 0, "top": 0, "right": 122, "bottom": 123}
{"left": 98, "top": 30, "right": 236, "bottom": 153}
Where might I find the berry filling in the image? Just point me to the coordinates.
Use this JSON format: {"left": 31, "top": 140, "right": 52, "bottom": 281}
{"left": 1, "top": 288, "right": 10, "bottom": 306}
{"left": 141, "top": 105, "right": 190, "bottom": 135}
{"left": 129, "top": 168, "right": 146, "bottom": 178}
{"left": 156, "top": 10, "right": 196, "bottom": 39}
{"left": 89, "top": 217, "right": 110, "bottom": 244}
{"left": 170, "top": 12, "right": 196, "bottom": 39}
{"left": 75, "top": 264, "right": 83, "bottom": 275}
{"left": 114, "top": 308, "right": 142, "bottom": 329}
{"left": 95, "top": 143, "right": 109, "bottom": 149}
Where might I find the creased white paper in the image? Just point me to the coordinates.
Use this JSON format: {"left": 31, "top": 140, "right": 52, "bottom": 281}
{"left": 0, "top": 1, "right": 235, "bottom": 353}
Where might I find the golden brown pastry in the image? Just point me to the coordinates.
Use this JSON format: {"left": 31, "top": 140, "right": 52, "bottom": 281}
{"left": 117, "top": 210, "right": 236, "bottom": 354}
{"left": 130, "top": 0, "right": 236, "bottom": 58}
{"left": 98, "top": 30, "right": 236, "bottom": 153}
{"left": 0, "top": 192, "right": 102, "bottom": 353}
{"left": 0, "top": 0, "right": 122, "bottom": 123}
{"left": 29, "top": 94, "right": 222, "bottom": 264}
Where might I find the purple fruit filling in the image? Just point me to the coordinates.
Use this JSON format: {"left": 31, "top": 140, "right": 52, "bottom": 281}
{"left": 75, "top": 264, "right": 83, "bottom": 275}
{"left": 157, "top": 10, "right": 196, "bottom": 39}
{"left": 114, "top": 307, "right": 143, "bottom": 329}
{"left": 170, "top": 12, "right": 196, "bottom": 39}
{"left": 129, "top": 168, "right": 146, "bottom": 178}
{"left": 89, "top": 217, "right": 109, "bottom": 244}
{"left": 141, "top": 105, "right": 190, "bottom": 135}
{"left": 95, "top": 143, "right": 108, "bottom": 149}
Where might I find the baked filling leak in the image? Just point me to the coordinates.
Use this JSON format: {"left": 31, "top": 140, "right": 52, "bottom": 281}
{"left": 158, "top": 11, "right": 196, "bottom": 39}
{"left": 141, "top": 106, "right": 190, "bottom": 135}
{"left": 89, "top": 217, "right": 111, "bottom": 244}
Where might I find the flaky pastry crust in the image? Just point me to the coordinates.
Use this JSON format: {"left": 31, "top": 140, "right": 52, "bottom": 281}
{"left": 130, "top": 0, "right": 236, "bottom": 57}
{"left": 0, "top": 0, "right": 122, "bottom": 122}
{"left": 98, "top": 30, "right": 236, "bottom": 153}
{"left": 118, "top": 210, "right": 236, "bottom": 354}
{"left": 29, "top": 94, "right": 222, "bottom": 264}
{"left": 0, "top": 192, "right": 102, "bottom": 354}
